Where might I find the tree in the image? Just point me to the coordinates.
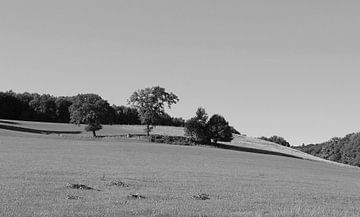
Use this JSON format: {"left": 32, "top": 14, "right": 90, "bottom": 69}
{"left": 185, "top": 107, "right": 210, "bottom": 144}
{"left": 207, "top": 114, "right": 233, "bottom": 143}
{"left": 69, "top": 94, "right": 111, "bottom": 137}
{"left": 128, "top": 86, "right": 179, "bottom": 136}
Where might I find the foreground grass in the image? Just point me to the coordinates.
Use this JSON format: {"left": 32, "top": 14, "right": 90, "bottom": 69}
{"left": 1, "top": 128, "right": 360, "bottom": 217}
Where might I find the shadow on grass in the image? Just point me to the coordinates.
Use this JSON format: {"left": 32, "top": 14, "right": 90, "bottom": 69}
{"left": 0, "top": 124, "right": 82, "bottom": 135}
{"left": 213, "top": 142, "right": 303, "bottom": 160}
{"left": 0, "top": 120, "right": 19, "bottom": 125}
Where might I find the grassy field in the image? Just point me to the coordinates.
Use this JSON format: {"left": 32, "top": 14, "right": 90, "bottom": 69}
{"left": 1, "top": 120, "right": 360, "bottom": 216}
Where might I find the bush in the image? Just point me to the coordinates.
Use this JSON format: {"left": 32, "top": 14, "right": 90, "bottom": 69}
{"left": 259, "top": 136, "right": 291, "bottom": 147}
{"left": 149, "top": 135, "right": 195, "bottom": 146}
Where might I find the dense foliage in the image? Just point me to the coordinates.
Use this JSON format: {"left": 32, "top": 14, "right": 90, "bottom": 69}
{"left": 0, "top": 90, "right": 183, "bottom": 127}
{"left": 185, "top": 107, "right": 234, "bottom": 144}
{"left": 69, "top": 94, "right": 112, "bottom": 136}
{"left": 297, "top": 133, "right": 360, "bottom": 166}
{"left": 0, "top": 91, "right": 73, "bottom": 122}
{"left": 185, "top": 107, "right": 210, "bottom": 144}
{"left": 207, "top": 114, "right": 233, "bottom": 143}
{"left": 258, "top": 136, "right": 291, "bottom": 147}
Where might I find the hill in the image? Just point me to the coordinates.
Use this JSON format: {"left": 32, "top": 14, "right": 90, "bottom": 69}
{"left": 0, "top": 119, "right": 346, "bottom": 164}
{"left": 1, "top": 120, "right": 360, "bottom": 216}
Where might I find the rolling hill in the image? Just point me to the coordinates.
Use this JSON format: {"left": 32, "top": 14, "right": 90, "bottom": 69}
{"left": 1, "top": 119, "right": 360, "bottom": 216}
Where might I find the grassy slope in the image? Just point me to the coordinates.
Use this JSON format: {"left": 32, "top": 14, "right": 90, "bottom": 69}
{"left": 1, "top": 120, "right": 360, "bottom": 216}
{"left": 0, "top": 119, "right": 344, "bottom": 164}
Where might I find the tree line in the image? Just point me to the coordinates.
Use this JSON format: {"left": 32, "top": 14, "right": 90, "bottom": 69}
{"left": 0, "top": 90, "right": 184, "bottom": 127}
{"left": 0, "top": 87, "right": 237, "bottom": 142}
{"left": 296, "top": 133, "right": 360, "bottom": 167}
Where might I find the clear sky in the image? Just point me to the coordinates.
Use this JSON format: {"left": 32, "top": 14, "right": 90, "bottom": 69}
{"left": 1, "top": 0, "right": 360, "bottom": 146}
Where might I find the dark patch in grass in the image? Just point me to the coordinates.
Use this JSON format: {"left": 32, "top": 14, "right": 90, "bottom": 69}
{"left": 65, "top": 194, "right": 82, "bottom": 200}
{"left": 114, "top": 200, "right": 128, "bottom": 205}
{"left": 192, "top": 193, "right": 210, "bottom": 200}
{"left": 107, "top": 180, "right": 129, "bottom": 187}
{"left": 213, "top": 142, "right": 303, "bottom": 160}
{"left": 0, "top": 120, "right": 18, "bottom": 124}
{"left": 66, "top": 183, "right": 100, "bottom": 191}
{"left": 127, "top": 193, "right": 146, "bottom": 199}
{"left": 0, "top": 124, "right": 82, "bottom": 135}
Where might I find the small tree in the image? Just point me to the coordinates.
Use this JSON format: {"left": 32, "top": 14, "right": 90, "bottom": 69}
{"left": 185, "top": 107, "right": 210, "bottom": 144}
{"left": 207, "top": 114, "right": 233, "bottom": 143}
{"left": 69, "top": 94, "right": 110, "bottom": 137}
{"left": 128, "top": 86, "right": 179, "bottom": 136}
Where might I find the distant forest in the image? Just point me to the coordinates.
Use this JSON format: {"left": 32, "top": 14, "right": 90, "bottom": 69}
{"left": 296, "top": 133, "right": 360, "bottom": 167}
{"left": 0, "top": 90, "right": 185, "bottom": 127}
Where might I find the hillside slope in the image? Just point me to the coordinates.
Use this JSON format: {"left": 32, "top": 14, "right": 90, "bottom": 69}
{"left": 226, "top": 136, "right": 351, "bottom": 166}
{"left": 0, "top": 119, "right": 350, "bottom": 167}
{"left": 1, "top": 120, "right": 360, "bottom": 216}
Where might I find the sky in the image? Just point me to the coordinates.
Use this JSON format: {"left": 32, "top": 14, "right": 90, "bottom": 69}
{"left": 1, "top": 0, "right": 360, "bottom": 146}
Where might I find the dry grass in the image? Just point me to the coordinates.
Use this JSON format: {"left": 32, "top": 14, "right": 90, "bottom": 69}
{"left": 1, "top": 120, "right": 360, "bottom": 216}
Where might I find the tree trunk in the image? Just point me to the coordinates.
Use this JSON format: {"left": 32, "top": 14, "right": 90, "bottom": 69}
{"left": 92, "top": 130, "right": 96, "bottom": 137}
{"left": 146, "top": 124, "right": 150, "bottom": 136}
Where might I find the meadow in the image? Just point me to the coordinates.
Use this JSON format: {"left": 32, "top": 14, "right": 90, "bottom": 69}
{"left": 1, "top": 120, "right": 360, "bottom": 217}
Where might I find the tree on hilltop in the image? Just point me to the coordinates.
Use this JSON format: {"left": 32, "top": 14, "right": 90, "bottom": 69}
{"left": 69, "top": 94, "right": 111, "bottom": 137}
{"left": 207, "top": 114, "right": 233, "bottom": 143}
{"left": 185, "top": 108, "right": 234, "bottom": 144}
{"left": 128, "top": 86, "right": 179, "bottom": 136}
{"left": 185, "top": 107, "right": 210, "bottom": 144}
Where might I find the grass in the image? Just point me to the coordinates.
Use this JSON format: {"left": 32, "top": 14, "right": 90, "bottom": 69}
{"left": 1, "top": 120, "right": 360, "bottom": 216}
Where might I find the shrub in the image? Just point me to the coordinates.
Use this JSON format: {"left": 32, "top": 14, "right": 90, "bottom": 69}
{"left": 149, "top": 135, "right": 195, "bottom": 146}
{"left": 259, "top": 135, "right": 291, "bottom": 147}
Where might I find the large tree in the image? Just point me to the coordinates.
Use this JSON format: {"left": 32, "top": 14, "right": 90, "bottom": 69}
{"left": 128, "top": 86, "right": 179, "bottom": 136}
{"left": 69, "top": 94, "right": 111, "bottom": 137}
{"left": 207, "top": 114, "right": 233, "bottom": 143}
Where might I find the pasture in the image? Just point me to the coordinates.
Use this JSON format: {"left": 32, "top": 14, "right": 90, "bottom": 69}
{"left": 1, "top": 120, "right": 360, "bottom": 216}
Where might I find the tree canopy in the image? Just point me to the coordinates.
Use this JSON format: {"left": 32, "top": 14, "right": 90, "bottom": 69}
{"left": 69, "top": 94, "right": 112, "bottom": 137}
{"left": 185, "top": 107, "right": 210, "bottom": 144}
{"left": 128, "top": 86, "right": 179, "bottom": 136}
{"left": 185, "top": 108, "right": 233, "bottom": 144}
{"left": 207, "top": 114, "right": 233, "bottom": 143}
